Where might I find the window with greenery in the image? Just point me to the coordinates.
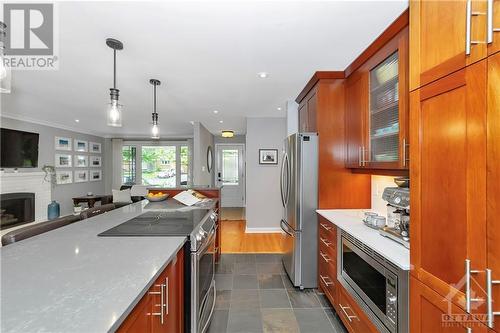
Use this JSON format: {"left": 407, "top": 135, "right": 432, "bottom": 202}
{"left": 141, "top": 146, "right": 177, "bottom": 187}
{"left": 122, "top": 145, "right": 136, "bottom": 185}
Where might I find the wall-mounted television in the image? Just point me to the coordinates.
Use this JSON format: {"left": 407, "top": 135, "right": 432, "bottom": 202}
{"left": 1, "top": 128, "right": 39, "bottom": 168}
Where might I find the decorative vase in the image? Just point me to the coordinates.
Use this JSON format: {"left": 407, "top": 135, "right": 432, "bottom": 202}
{"left": 47, "top": 200, "right": 60, "bottom": 220}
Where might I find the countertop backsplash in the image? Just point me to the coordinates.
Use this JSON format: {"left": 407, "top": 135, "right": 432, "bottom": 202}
{"left": 371, "top": 175, "right": 399, "bottom": 216}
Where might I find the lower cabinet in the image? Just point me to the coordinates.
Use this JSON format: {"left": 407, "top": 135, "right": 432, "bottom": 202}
{"left": 118, "top": 249, "right": 184, "bottom": 333}
{"left": 337, "top": 285, "right": 378, "bottom": 333}
{"left": 410, "top": 276, "right": 488, "bottom": 333}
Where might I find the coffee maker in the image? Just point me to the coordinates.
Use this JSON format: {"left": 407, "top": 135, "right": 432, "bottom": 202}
{"left": 379, "top": 185, "right": 410, "bottom": 248}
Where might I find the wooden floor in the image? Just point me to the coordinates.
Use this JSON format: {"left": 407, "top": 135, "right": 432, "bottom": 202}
{"left": 220, "top": 220, "right": 285, "bottom": 253}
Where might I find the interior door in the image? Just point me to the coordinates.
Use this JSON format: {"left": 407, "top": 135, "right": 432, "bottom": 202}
{"left": 215, "top": 144, "right": 245, "bottom": 207}
{"left": 410, "top": 60, "right": 487, "bottom": 314}
{"left": 487, "top": 51, "right": 500, "bottom": 331}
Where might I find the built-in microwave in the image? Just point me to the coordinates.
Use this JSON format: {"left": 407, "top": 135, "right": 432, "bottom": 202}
{"left": 337, "top": 230, "right": 408, "bottom": 333}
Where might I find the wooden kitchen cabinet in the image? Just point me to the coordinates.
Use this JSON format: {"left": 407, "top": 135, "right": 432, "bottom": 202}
{"left": 487, "top": 51, "right": 500, "bottom": 331}
{"left": 345, "top": 27, "right": 409, "bottom": 171}
{"left": 409, "top": 0, "right": 488, "bottom": 90}
{"left": 488, "top": 0, "right": 500, "bottom": 55}
{"left": 118, "top": 249, "right": 184, "bottom": 333}
{"left": 336, "top": 285, "right": 379, "bottom": 333}
{"left": 298, "top": 86, "right": 317, "bottom": 132}
{"left": 410, "top": 276, "right": 488, "bottom": 333}
{"left": 317, "top": 217, "right": 337, "bottom": 303}
{"left": 409, "top": 60, "right": 487, "bottom": 314}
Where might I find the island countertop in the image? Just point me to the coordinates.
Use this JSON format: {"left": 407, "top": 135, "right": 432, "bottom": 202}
{"left": 317, "top": 209, "right": 410, "bottom": 270}
{"left": 0, "top": 199, "right": 213, "bottom": 333}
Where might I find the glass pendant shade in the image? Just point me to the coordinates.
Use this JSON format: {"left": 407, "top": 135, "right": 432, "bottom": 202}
{"left": 151, "top": 123, "right": 159, "bottom": 139}
{"left": 107, "top": 99, "right": 123, "bottom": 127}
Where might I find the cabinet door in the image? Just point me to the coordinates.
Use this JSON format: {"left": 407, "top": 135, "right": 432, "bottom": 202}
{"left": 410, "top": 0, "right": 487, "bottom": 90}
{"left": 298, "top": 102, "right": 308, "bottom": 132}
{"left": 410, "top": 277, "right": 488, "bottom": 333}
{"left": 306, "top": 90, "right": 317, "bottom": 132}
{"left": 488, "top": 0, "right": 500, "bottom": 55}
{"left": 410, "top": 60, "right": 487, "bottom": 313}
{"left": 487, "top": 51, "right": 500, "bottom": 331}
{"left": 345, "top": 72, "right": 368, "bottom": 167}
{"left": 117, "top": 291, "right": 153, "bottom": 333}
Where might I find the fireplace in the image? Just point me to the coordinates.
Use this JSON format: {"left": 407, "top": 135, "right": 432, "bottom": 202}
{"left": 0, "top": 193, "right": 35, "bottom": 229}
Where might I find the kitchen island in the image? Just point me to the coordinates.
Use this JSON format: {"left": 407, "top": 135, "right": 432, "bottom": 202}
{"left": 0, "top": 199, "right": 213, "bottom": 333}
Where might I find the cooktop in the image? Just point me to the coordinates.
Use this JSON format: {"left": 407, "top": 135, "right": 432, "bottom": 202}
{"left": 98, "top": 209, "right": 211, "bottom": 237}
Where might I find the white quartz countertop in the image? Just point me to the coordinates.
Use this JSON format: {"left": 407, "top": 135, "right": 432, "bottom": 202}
{"left": 316, "top": 209, "right": 410, "bottom": 271}
{"left": 0, "top": 200, "right": 210, "bottom": 333}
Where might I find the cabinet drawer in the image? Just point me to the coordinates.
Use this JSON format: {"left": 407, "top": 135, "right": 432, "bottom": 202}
{"left": 318, "top": 261, "right": 336, "bottom": 302}
{"left": 319, "top": 229, "right": 336, "bottom": 258}
{"left": 337, "top": 286, "right": 378, "bottom": 333}
{"left": 318, "top": 217, "right": 336, "bottom": 241}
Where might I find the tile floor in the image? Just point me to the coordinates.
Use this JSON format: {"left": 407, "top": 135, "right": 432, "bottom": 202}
{"left": 208, "top": 254, "right": 349, "bottom": 333}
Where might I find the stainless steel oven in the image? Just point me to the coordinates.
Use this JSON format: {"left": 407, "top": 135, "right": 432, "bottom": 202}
{"left": 337, "top": 231, "right": 408, "bottom": 333}
{"left": 191, "top": 220, "right": 216, "bottom": 333}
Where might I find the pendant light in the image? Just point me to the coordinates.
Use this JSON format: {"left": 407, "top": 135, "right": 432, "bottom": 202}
{"left": 0, "top": 21, "right": 11, "bottom": 94}
{"left": 106, "top": 38, "right": 123, "bottom": 127}
{"left": 150, "top": 79, "right": 161, "bottom": 139}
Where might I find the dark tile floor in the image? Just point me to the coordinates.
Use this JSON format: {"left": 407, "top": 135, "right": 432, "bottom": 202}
{"left": 208, "top": 254, "right": 349, "bottom": 333}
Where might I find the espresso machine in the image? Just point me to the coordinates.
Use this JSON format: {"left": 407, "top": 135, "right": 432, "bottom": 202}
{"left": 379, "top": 184, "right": 410, "bottom": 249}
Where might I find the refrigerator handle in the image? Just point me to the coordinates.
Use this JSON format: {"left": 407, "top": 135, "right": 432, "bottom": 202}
{"left": 280, "top": 153, "right": 286, "bottom": 207}
{"left": 284, "top": 153, "right": 290, "bottom": 206}
{"left": 280, "top": 219, "right": 294, "bottom": 237}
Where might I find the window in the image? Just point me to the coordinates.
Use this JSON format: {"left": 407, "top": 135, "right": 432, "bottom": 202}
{"left": 141, "top": 146, "right": 177, "bottom": 187}
{"left": 180, "top": 145, "right": 189, "bottom": 186}
{"left": 222, "top": 149, "right": 239, "bottom": 185}
{"left": 122, "top": 145, "right": 136, "bottom": 185}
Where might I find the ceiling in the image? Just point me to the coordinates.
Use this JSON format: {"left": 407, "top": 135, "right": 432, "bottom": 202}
{"left": 1, "top": 1, "right": 408, "bottom": 138}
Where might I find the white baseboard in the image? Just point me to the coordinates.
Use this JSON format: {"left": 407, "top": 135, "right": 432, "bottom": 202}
{"left": 245, "top": 227, "right": 282, "bottom": 234}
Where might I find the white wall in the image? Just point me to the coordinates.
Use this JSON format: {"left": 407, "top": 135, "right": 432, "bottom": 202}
{"left": 193, "top": 122, "right": 215, "bottom": 186}
{"left": 245, "top": 117, "right": 286, "bottom": 232}
{"left": 286, "top": 100, "right": 298, "bottom": 136}
{"left": 371, "top": 175, "right": 397, "bottom": 216}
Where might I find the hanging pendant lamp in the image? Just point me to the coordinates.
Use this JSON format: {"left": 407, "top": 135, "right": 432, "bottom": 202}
{"left": 150, "top": 79, "right": 161, "bottom": 139}
{"left": 106, "top": 38, "right": 123, "bottom": 127}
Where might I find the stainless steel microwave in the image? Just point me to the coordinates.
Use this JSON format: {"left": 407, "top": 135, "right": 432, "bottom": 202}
{"left": 337, "top": 230, "right": 409, "bottom": 333}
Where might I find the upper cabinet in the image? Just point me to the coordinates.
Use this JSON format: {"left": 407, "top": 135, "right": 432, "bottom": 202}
{"left": 345, "top": 27, "right": 409, "bottom": 171}
{"left": 409, "top": 0, "right": 496, "bottom": 90}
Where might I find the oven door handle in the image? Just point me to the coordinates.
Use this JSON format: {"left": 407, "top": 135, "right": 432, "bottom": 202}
{"left": 193, "top": 227, "right": 216, "bottom": 258}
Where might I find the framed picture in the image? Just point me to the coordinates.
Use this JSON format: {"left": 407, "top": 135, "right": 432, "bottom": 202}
{"left": 56, "top": 170, "right": 73, "bottom": 184}
{"left": 89, "top": 142, "right": 102, "bottom": 154}
{"left": 259, "top": 149, "right": 278, "bottom": 165}
{"left": 55, "top": 154, "right": 72, "bottom": 168}
{"left": 74, "top": 139, "right": 88, "bottom": 152}
{"left": 74, "top": 170, "right": 88, "bottom": 183}
{"left": 55, "top": 136, "right": 72, "bottom": 151}
{"left": 90, "top": 170, "right": 102, "bottom": 182}
{"left": 90, "top": 156, "right": 102, "bottom": 167}
{"left": 75, "top": 155, "right": 88, "bottom": 167}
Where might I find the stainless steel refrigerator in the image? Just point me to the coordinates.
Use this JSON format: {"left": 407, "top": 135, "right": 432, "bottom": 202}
{"left": 280, "top": 132, "right": 318, "bottom": 289}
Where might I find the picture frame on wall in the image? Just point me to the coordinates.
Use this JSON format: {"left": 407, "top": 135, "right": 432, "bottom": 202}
{"left": 89, "top": 142, "right": 102, "bottom": 154}
{"left": 56, "top": 170, "right": 73, "bottom": 185}
{"left": 90, "top": 156, "right": 102, "bottom": 167}
{"left": 55, "top": 136, "right": 72, "bottom": 151}
{"left": 74, "top": 170, "right": 88, "bottom": 183}
{"left": 55, "top": 154, "right": 72, "bottom": 168}
{"left": 90, "top": 170, "right": 102, "bottom": 182}
{"left": 75, "top": 155, "right": 88, "bottom": 167}
{"left": 259, "top": 149, "right": 278, "bottom": 165}
{"left": 74, "top": 139, "right": 88, "bottom": 152}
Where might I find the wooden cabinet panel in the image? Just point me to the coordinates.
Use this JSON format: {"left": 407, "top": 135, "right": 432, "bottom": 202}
{"left": 487, "top": 51, "right": 500, "bottom": 331}
{"left": 410, "top": 276, "right": 488, "bottom": 333}
{"left": 337, "top": 285, "right": 378, "bottom": 333}
{"left": 409, "top": 0, "right": 487, "bottom": 90}
{"left": 298, "top": 102, "right": 308, "bottom": 132}
{"left": 345, "top": 72, "right": 368, "bottom": 168}
{"left": 307, "top": 90, "right": 317, "bottom": 132}
{"left": 488, "top": 0, "right": 500, "bottom": 55}
{"left": 410, "top": 61, "right": 487, "bottom": 313}
{"left": 317, "top": 218, "right": 337, "bottom": 305}
{"left": 118, "top": 249, "right": 184, "bottom": 333}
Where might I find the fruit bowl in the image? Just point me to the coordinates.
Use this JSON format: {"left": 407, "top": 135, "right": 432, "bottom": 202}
{"left": 146, "top": 192, "right": 169, "bottom": 202}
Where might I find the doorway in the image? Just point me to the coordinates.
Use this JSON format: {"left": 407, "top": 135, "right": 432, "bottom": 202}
{"left": 215, "top": 144, "right": 245, "bottom": 208}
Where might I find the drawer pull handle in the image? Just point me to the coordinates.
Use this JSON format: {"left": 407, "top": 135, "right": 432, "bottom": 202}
{"left": 320, "top": 223, "right": 332, "bottom": 231}
{"left": 320, "top": 274, "right": 334, "bottom": 286}
{"left": 320, "top": 251, "right": 332, "bottom": 263}
{"left": 320, "top": 237, "right": 332, "bottom": 247}
{"left": 339, "top": 303, "right": 358, "bottom": 322}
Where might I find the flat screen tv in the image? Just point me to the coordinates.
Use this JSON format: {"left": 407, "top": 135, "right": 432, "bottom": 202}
{"left": 1, "top": 128, "right": 39, "bottom": 168}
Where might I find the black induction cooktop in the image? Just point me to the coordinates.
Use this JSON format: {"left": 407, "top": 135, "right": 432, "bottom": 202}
{"left": 98, "top": 209, "right": 210, "bottom": 237}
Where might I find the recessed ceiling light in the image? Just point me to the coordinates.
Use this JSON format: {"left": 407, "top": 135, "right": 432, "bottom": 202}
{"left": 219, "top": 120, "right": 224, "bottom": 124}
{"left": 277, "top": 107, "right": 282, "bottom": 111}
{"left": 75, "top": 119, "right": 80, "bottom": 123}
{"left": 257, "top": 72, "right": 269, "bottom": 78}
{"left": 213, "top": 110, "right": 219, "bottom": 114}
